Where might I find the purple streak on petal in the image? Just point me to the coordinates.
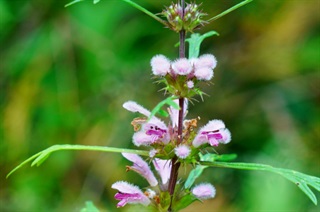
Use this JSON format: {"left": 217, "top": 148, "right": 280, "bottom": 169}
{"left": 111, "top": 181, "right": 150, "bottom": 207}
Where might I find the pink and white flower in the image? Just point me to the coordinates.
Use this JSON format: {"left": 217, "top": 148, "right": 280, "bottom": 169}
{"left": 112, "top": 181, "right": 151, "bottom": 207}
{"left": 122, "top": 153, "right": 158, "bottom": 186}
{"left": 172, "top": 58, "right": 192, "bottom": 75}
{"left": 192, "top": 183, "right": 216, "bottom": 200}
{"left": 123, "top": 101, "right": 170, "bottom": 146}
{"left": 174, "top": 145, "right": 191, "bottom": 159}
{"left": 192, "top": 119, "right": 231, "bottom": 147}
{"left": 151, "top": 55, "right": 171, "bottom": 76}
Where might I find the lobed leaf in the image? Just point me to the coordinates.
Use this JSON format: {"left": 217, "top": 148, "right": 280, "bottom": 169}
{"left": 200, "top": 158, "right": 320, "bottom": 205}
{"left": 7, "top": 145, "right": 149, "bottom": 178}
{"left": 186, "top": 31, "right": 219, "bottom": 59}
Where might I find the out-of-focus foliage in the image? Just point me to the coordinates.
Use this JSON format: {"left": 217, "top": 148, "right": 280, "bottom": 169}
{"left": 1, "top": 0, "right": 319, "bottom": 211}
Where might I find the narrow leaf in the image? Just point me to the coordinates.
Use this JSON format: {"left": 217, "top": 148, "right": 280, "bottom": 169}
{"left": 200, "top": 159, "right": 320, "bottom": 205}
{"left": 7, "top": 144, "right": 149, "bottom": 178}
{"left": 185, "top": 153, "right": 237, "bottom": 189}
{"left": 120, "top": 0, "right": 168, "bottom": 26}
{"left": 207, "top": 0, "right": 253, "bottom": 22}
{"left": 186, "top": 31, "right": 219, "bottom": 59}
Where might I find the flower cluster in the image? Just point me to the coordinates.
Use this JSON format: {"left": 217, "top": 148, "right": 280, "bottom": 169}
{"left": 112, "top": 53, "right": 230, "bottom": 209}
{"left": 112, "top": 153, "right": 216, "bottom": 209}
{"left": 151, "top": 54, "right": 217, "bottom": 98}
{"left": 162, "top": 2, "right": 207, "bottom": 32}
{"left": 151, "top": 54, "right": 216, "bottom": 81}
{"left": 123, "top": 100, "right": 230, "bottom": 159}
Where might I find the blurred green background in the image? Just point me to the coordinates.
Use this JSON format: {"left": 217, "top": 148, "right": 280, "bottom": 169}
{"left": 1, "top": 0, "right": 319, "bottom": 211}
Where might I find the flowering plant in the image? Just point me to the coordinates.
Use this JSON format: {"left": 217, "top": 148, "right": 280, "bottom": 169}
{"left": 8, "top": 0, "right": 320, "bottom": 211}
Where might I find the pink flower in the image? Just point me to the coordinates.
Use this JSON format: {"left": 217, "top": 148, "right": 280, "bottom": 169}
{"left": 112, "top": 181, "right": 150, "bottom": 207}
{"left": 122, "top": 153, "right": 158, "bottom": 186}
{"left": 172, "top": 58, "right": 192, "bottom": 75}
{"left": 193, "top": 119, "right": 231, "bottom": 147}
{"left": 153, "top": 158, "right": 171, "bottom": 185}
{"left": 194, "top": 67, "right": 213, "bottom": 81}
{"left": 151, "top": 54, "right": 171, "bottom": 76}
{"left": 187, "top": 80, "right": 194, "bottom": 88}
{"left": 174, "top": 145, "right": 191, "bottom": 159}
{"left": 192, "top": 183, "right": 216, "bottom": 200}
{"left": 123, "top": 101, "right": 170, "bottom": 146}
{"left": 195, "top": 54, "right": 217, "bottom": 69}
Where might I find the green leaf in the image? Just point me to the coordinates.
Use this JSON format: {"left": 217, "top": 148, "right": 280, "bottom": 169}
{"left": 120, "top": 0, "right": 168, "bottom": 27}
{"left": 184, "top": 165, "right": 206, "bottom": 189}
{"left": 200, "top": 159, "right": 320, "bottom": 205}
{"left": 81, "top": 201, "right": 99, "bottom": 212}
{"left": 186, "top": 31, "right": 219, "bottom": 59}
{"left": 148, "top": 96, "right": 179, "bottom": 120}
{"left": 158, "top": 109, "right": 169, "bottom": 117}
{"left": 207, "top": 0, "right": 253, "bottom": 22}
{"left": 93, "top": 0, "right": 100, "bottom": 4}
{"left": 185, "top": 153, "right": 237, "bottom": 189}
{"left": 201, "top": 153, "right": 238, "bottom": 162}
{"left": 160, "top": 191, "right": 171, "bottom": 211}
{"left": 173, "top": 193, "right": 198, "bottom": 211}
{"left": 7, "top": 144, "right": 149, "bottom": 178}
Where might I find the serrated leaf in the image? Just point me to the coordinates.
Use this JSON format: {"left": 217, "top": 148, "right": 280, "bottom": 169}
{"left": 7, "top": 145, "right": 149, "bottom": 178}
{"left": 81, "top": 201, "right": 99, "bottom": 212}
{"left": 186, "top": 31, "right": 219, "bottom": 59}
{"left": 200, "top": 159, "right": 320, "bottom": 205}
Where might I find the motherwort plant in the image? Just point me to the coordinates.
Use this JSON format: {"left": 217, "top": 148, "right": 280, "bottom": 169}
{"left": 8, "top": 1, "right": 320, "bottom": 211}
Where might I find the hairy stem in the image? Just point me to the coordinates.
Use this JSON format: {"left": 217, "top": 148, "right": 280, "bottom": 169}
{"left": 168, "top": 1, "right": 185, "bottom": 211}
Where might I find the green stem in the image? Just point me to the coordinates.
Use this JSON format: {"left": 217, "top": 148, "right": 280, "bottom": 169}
{"left": 207, "top": 0, "right": 253, "bottom": 22}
